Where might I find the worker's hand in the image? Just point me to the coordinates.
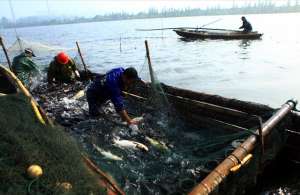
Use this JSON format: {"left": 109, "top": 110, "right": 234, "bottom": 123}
{"left": 139, "top": 79, "right": 149, "bottom": 86}
{"left": 128, "top": 119, "right": 139, "bottom": 125}
{"left": 129, "top": 123, "right": 139, "bottom": 133}
{"left": 75, "top": 70, "right": 80, "bottom": 78}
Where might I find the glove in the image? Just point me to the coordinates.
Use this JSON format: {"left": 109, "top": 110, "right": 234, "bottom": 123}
{"left": 131, "top": 116, "right": 144, "bottom": 123}
{"left": 129, "top": 124, "right": 139, "bottom": 132}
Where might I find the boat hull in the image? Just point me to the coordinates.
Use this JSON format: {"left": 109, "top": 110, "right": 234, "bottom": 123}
{"left": 174, "top": 29, "right": 263, "bottom": 40}
{"left": 28, "top": 70, "right": 300, "bottom": 195}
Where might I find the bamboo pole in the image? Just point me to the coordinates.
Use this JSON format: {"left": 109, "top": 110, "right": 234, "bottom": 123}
{"left": 136, "top": 18, "right": 223, "bottom": 31}
{"left": 75, "top": 41, "right": 89, "bottom": 79}
{"left": 0, "top": 65, "right": 54, "bottom": 126}
{"left": 0, "top": 37, "right": 12, "bottom": 71}
{"left": 122, "top": 91, "right": 147, "bottom": 101}
{"left": 82, "top": 155, "right": 125, "bottom": 195}
{"left": 189, "top": 100, "right": 297, "bottom": 195}
{"left": 144, "top": 40, "right": 155, "bottom": 87}
{"left": 138, "top": 27, "right": 240, "bottom": 32}
{"left": 123, "top": 84, "right": 253, "bottom": 120}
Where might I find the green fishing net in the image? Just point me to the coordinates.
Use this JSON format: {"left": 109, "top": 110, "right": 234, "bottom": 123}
{"left": 0, "top": 93, "right": 105, "bottom": 195}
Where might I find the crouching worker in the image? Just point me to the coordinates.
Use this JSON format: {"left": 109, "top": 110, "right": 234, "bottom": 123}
{"left": 47, "top": 52, "right": 80, "bottom": 84}
{"left": 86, "top": 67, "right": 140, "bottom": 125}
{"left": 12, "top": 48, "right": 39, "bottom": 88}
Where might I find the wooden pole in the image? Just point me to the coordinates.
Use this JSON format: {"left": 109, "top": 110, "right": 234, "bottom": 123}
{"left": 144, "top": 40, "right": 155, "bottom": 87}
{"left": 75, "top": 41, "right": 89, "bottom": 79}
{"left": 137, "top": 19, "right": 223, "bottom": 31}
{"left": 189, "top": 100, "right": 297, "bottom": 195}
{"left": 138, "top": 27, "right": 241, "bottom": 32}
{"left": 82, "top": 154, "right": 125, "bottom": 195}
{"left": 0, "top": 36, "right": 12, "bottom": 71}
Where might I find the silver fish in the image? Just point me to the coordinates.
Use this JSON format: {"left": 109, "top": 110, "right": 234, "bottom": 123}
{"left": 93, "top": 144, "right": 123, "bottom": 161}
{"left": 72, "top": 90, "right": 85, "bottom": 100}
{"left": 113, "top": 139, "right": 149, "bottom": 152}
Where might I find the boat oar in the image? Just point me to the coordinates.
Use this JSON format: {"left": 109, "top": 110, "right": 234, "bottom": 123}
{"left": 199, "top": 18, "right": 222, "bottom": 28}
{"left": 136, "top": 18, "right": 222, "bottom": 31}
{"left": 136, "top": 27, "right": 188, "bottom": 31}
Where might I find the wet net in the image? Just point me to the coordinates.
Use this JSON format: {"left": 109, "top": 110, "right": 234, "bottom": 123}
{"left": 0, "top": 93, "right": 106, "bottom": 195}
{"left": 0, "top": 37, "right": 286, "bottom": 194}
{"left": 0, "top": 37, "right": 88, "bottom": 91}
{"left": 31, "top": 53, "right": 290, "bottom": 195}
{"left": 1, "top": 37, "right": 74, "bottom": 68}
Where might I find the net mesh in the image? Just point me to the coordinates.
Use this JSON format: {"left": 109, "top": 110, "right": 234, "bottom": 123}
{"left": 1, "top": 37, "right": 76, "bottom": 70}
{"left": 0, "top": 38, "right": 290, "bottom": 194}
{"left": 31, "top": 54, "right": 289, "bottom": 195}
{"left": 0, "top": 93, "right": 106, "bottom": 195}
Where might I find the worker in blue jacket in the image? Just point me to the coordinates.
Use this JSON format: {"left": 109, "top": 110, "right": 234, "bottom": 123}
{"left": 86, "top": 67, "right": 141, "bottom": 125}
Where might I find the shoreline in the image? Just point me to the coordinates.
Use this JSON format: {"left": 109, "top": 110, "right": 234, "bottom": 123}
{"left": 2, "top": 10, "right": 300, "bottom": 30}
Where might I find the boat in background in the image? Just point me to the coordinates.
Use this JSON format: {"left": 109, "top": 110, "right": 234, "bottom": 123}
{"left": 174, "top": 28, "right": 263, "bottom": 40}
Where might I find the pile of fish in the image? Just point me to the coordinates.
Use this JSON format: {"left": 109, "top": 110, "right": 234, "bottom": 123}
{"left": 33, "top": 81, "right": 244, "bottom": 195}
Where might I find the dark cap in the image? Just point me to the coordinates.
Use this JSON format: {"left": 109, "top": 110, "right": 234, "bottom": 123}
{"left": 24, "top": 48, "right": 36, "bottom": 57}
{"left": 123, "top": 67, "right": 141, "bottom": 80}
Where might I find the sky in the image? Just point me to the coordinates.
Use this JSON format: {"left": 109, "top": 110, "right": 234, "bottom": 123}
{"left": 0, "top": 0, "right": 291, "bottom": 19}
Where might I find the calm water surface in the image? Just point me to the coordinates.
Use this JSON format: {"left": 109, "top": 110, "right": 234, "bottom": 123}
{"left": 1, "top": 13, "right": 300, "bottom": 194}
{"left": 1, "top": 13, "right": 300, "bottom": 108}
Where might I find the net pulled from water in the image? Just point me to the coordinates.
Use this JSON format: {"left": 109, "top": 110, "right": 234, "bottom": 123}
{"left": 31, "top": 78, "right": 290, "bottom": 195}
{"left": 0, "top": 93, "right": 106, "bottom": 195}
{"left": 0, "top": 37, "right": 77, "bottom": 70}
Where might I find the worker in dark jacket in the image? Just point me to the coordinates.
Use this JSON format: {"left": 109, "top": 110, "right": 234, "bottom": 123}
{"left": 12, "top": 48, "right": 39, "bottom": 87}
{"left": 47, "top": 52, "right": 80, "bottom": 84}
{"left": 86, "top": 67, "right": 141, "bottom": 125}
{"left": 239, "top": 16, "right": 252, "bottom": 33}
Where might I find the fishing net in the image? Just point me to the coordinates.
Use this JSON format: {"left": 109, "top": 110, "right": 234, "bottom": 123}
{"left": 7, "top": 37, "right": 71, "bottom": 57}
{"left": 0, "top": 93, "right": 106, "bottom": 195}
{"left": 29, "top": 50, "right": 290, "bottom": 195}
{"left": 0, "top": 37, "right": 285, "bottom": 194}
{"left": 0, "top": 37, "right": 76, "bottom": 71}
{"left": 0, "top": 37, "right": 89, "bottom": 92}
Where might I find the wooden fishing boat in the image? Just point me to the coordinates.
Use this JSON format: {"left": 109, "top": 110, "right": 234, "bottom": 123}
{"left": 128, "top": 82, "right": 300, "bottom": 194}
{"left": 0, "top": 64, "right": 124, "bottom": 195}
{"left": 174, "top": 28, "right": 263, "bottom": 40}
{"left": 29, "top": 69, "right": 300, "bottom": 195}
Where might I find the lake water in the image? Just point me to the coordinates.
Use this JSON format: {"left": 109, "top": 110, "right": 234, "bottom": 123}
{"left": 0, "top": 13, "right": 300, "bottom": 107}
{"left": 1, "top": 13, "right": 300, "bottom": 108}
{"left": 1, "top": 13, "right": 300, "bottom": 194}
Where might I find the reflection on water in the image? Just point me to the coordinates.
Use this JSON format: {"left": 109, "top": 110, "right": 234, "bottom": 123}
{"left": 238, "top": 39, "right": 252, "bottom": 59}
{"left": 239, "top": 39, "right": 252, "bottom": 49}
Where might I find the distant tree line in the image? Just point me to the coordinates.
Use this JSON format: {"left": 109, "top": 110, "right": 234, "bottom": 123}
{"left": 1, "top": 2, "right": 300, "bottom": 28}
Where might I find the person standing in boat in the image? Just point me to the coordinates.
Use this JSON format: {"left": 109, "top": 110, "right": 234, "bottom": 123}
{"left": 12, "top": 48, "right": 39, "bottom": 88}
{"left": 47, "top": 52, "right": 80, "bottom": 84}
{"left": 239, "top": 16, "right": 252, "bottom": 33}
{"left": 86, "top": 67, "right": 141, "bottom": 126}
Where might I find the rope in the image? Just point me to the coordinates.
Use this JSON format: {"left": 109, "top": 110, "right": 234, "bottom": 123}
{"left": 8, "top": 0, "right": 23, "bottom": 52}
{"left": 27, "top": 178, "right": 39, "bottom": 195}
{"left": 138, "top": 54, "right": 148, "bottom": 78}
{"left": 45, "top": 0, "right": 50, "bottom": 16}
